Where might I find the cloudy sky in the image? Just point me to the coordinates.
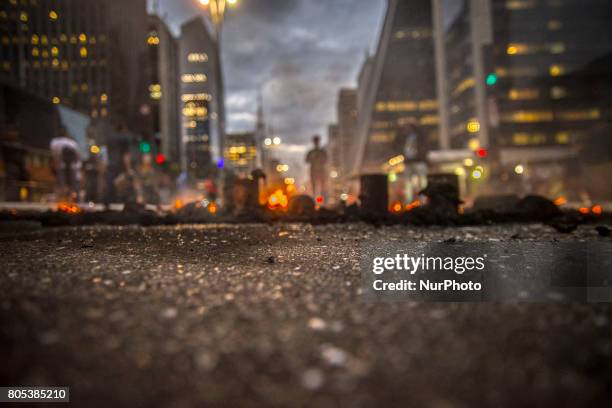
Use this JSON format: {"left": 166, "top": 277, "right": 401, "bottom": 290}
{"left": 153, "top": 0, "right": 386, "bottom": 176}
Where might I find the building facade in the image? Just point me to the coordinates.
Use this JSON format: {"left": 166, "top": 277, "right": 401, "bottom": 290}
{"left": 436, "top": 0, "right": 612, "bottom": 198}
{"left": 0, "top": 0, "right": 149, "bottom": 135}
{"left": 337, "top": 88, "right": 357, "bottom": 177}
{"left": 224, "top": 132, "right": 256, "bottom": 176}
{"left": 179, "top": 17, "right": 223, "bottom": 180}
{"left": 351, "top": 0, "right": 439, "bottom": 176}
{"left": 146, "top": 14, "right": 181, "bottom": 169}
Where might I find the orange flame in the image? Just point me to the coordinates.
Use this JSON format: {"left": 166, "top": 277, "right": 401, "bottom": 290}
{"left": 267, "top": 189, "right": 288, "bottom": 210}
{"left": 173, "top": 199, "right": 184, "bottom": 211}
{"left": 579, "top": 207, "right": 590, "bottom": 215}
{"left": 405, "top": 199, "right": 422, "bottom": 212}
{"left": 208, "top": 202, "right": 218, "bottom": 214}
{"left": 57, "top": 202, "right": 82, "bottom": 214}
{"left": 553, "top": 196, "right": 567, "bottom": 206}
{"left": 391, "top": 202, "right": 403, "bottom": 213}
{"left": 592, "top": 204, "right": 602, "bottom": 215}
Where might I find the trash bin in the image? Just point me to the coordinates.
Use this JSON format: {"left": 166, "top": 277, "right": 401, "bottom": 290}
{"left": 359, "top": 174, "right": 388, "bottom": 216}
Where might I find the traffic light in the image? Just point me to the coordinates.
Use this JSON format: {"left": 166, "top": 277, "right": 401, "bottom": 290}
{"left": 476, "top": 148, "right": 488, "bottom": 158}
{"left": 139, "top": 140, "right": 152, "bottom": 154}
{"left": 155, "top": 153, "right": 166, "bottom": 166}
{"left": 486, "top": 73, "right": 498, "bottom": 86}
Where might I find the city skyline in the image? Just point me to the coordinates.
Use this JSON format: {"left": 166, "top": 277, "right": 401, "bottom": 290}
{"left": 156, "top": 0, "right": 387, "bottom": 154}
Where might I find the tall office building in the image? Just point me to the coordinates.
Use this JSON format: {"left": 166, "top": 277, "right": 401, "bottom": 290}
{"left": 0, "top": 0, "right": 149, "bottom": 133}
{"left": 337, "top": 88, "right": 357, "bottom": 177}
{"left": 145, "top": 14, "right": 181, "bottom": 168}
{"left": 350, "top": 0, "right": 439, "bottom": 176}
{"left": 436, "top": 0, "right": 612, "bottom": 196}
{"left": 179, "top": 17, "right": 223, "bottom": 180}
{"left": 0, "top": 0, "right": 111, "bottom": 116}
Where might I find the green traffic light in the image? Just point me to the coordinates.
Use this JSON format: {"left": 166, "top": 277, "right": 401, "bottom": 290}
{"left": 139, "top": 141, "right": 151, "bottom": 154}
{"left": 486, "top": 73, "right": 498, "bottom": 86}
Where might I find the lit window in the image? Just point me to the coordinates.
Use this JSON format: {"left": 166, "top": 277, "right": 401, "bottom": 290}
{"left": 31, "top": 47, "right": 39, "bottom": 57}
{"left": 557, "top": 109, "right": 600, "bottom": 121}
{"left": 52, "top": 96, "right": 60, "bottom": 104}
{"left": 80, "top": 47, "right": 88, "bottom": 58}
{"left": 49, "top": 10, "right": 58, "bottom": 20}
{"left": 181, "top": 93, "right": 212, "bottom": 102}
{"left": 550, "top": 86, "right": 567, "bottom": 99}
{"left": 506, "top": 43, "right": 529, "bottom": 55}
{"left": 51, "top": 58, "right": 59, "bottom": 68}
{"left": 512, "top": 133, "right": 546, "bottom": 145}
{"left": 419, "top": 115, "right": 439, "bottom": 125}
{"left": 181, "top": 74, "right": 207, "bottom": 83}
{"left": 555, "top": 132, "right": 570, "bottom": 144}
{"left": 502, "top": 110, "right": 553, "bottom": 123}
{"left": 60, "top": 34, "right": 67, "bottom": 43}
{"left": 549, "top": 42, "right": 565, "bottom": 54}
{"left": 51, "top": 46, "right": 58, "bottom": 56}
{"left": 188, "top": 53, "right": 208, "bottom": 62}
{"left": 508, "top": 88, "right": 539, "bottom": 100}
{"left": 418, "top": 99, "right": 438, "bottom": 110}
{"left": 395, "top": 31, "right": 405, "bottom": 39}
{"left": 505, "top": 0, "right": 535, "bottom": 10}
{"left": 100, "top": 94, "right": 108, "bottom": 103}
{"left": 31, "top": 34, "right": 39, "bottom": 44}
{"left": 20, "top": 11, "right": 28, "bottom": 22}
{"left": 549, "top": 64, "right": 564, "bottom": 77}
{"left": 79, "top": 33, "right": 87, "bottom": 43}
{"left": 370, "top": 132, "right": 395, "bottom": 143}
{"left": 147, "top": 34, "right": 160, "bottom": 45}
{"left": 41, "top": 35, "right": 48, "bottom": 45}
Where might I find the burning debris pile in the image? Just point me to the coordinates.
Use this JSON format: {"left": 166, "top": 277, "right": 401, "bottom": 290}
{"left": 0, "top": 175, "right": 609, "bottom": 230}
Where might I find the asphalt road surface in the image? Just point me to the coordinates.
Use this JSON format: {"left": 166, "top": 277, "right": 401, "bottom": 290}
{"left": 1, "top": 223, "right": 611, "bottom": 407}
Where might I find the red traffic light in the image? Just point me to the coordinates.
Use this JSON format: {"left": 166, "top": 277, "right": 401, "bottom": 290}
{"left": 155, "top": 153, "right": 166, "bottom": 165}
{"left": 476, "top": 148, "right": 488, "bottom": 158}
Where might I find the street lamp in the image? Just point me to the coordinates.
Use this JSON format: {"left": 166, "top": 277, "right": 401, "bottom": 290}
{"left": 197, "top": 0, "right": 238, "bottom": 32}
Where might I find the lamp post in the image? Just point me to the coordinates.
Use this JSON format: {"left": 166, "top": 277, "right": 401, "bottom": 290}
{"left": 198, "top": 0, "right": 237, "bottom": 33}
{"left": 196, "top": 0, "right": 237, "bottom": 201}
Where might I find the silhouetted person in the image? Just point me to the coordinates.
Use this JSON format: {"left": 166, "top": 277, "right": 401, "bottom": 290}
{"left": 50, "top": 128, "right": 81, "bottom": 201}
{"left": 305, "top": 135, "right": 328, "bottom": 198}
{"left": 103, "top": 123, "right": 133, "bottom": 209}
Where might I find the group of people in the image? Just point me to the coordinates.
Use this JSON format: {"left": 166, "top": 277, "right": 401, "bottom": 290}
{"left": 50, "top": 124, "right": 165, "bottom": 208}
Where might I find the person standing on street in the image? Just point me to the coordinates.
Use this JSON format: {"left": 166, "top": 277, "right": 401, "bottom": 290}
{"left": 305, "top": 135, "right": 328, "bottom": 199}
{"left": 50, "top": 128, "right": 81, "bottom": 202}
{"left": 103, "top": 123, "right": 133, "bottom": 209}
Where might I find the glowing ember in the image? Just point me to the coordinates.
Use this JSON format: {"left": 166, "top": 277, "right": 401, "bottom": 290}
{"left": 405, "top": 199, "right": 422, "bottom": 212}
{"left": 208, "top": 202, "right": 218, "bottom": 214}
{"left": 57, "top": 202, "right": 82, "bottom": 214}
{"left": 268, "top": 189, "right": 288, "bottom": 210}
{"left": 592, "top": 204, "right": 602, "bottom": 215}
{"left": 391, "top": 202, "right": 403, "bottom": 213}
{"left": 174, "top": 199, "right": 185, "bottom": 211}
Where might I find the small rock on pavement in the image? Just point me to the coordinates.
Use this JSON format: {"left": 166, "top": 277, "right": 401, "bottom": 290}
{"left": 595, "top": 226, "right": 610, "bottom": 237}
{"left": 81, "top": 239, "right": 94, "bottom": 248}
{"left": 301, "top": 368, "right": 324, "bottom": 390}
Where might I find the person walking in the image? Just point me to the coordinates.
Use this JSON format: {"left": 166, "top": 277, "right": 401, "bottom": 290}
{"left": 50, "top": 128, "right": 81, "bottom": 202}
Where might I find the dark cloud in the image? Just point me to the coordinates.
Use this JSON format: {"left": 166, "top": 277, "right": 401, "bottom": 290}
{"left": 237, "top": 0, "right": 302, "bottom": 22}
